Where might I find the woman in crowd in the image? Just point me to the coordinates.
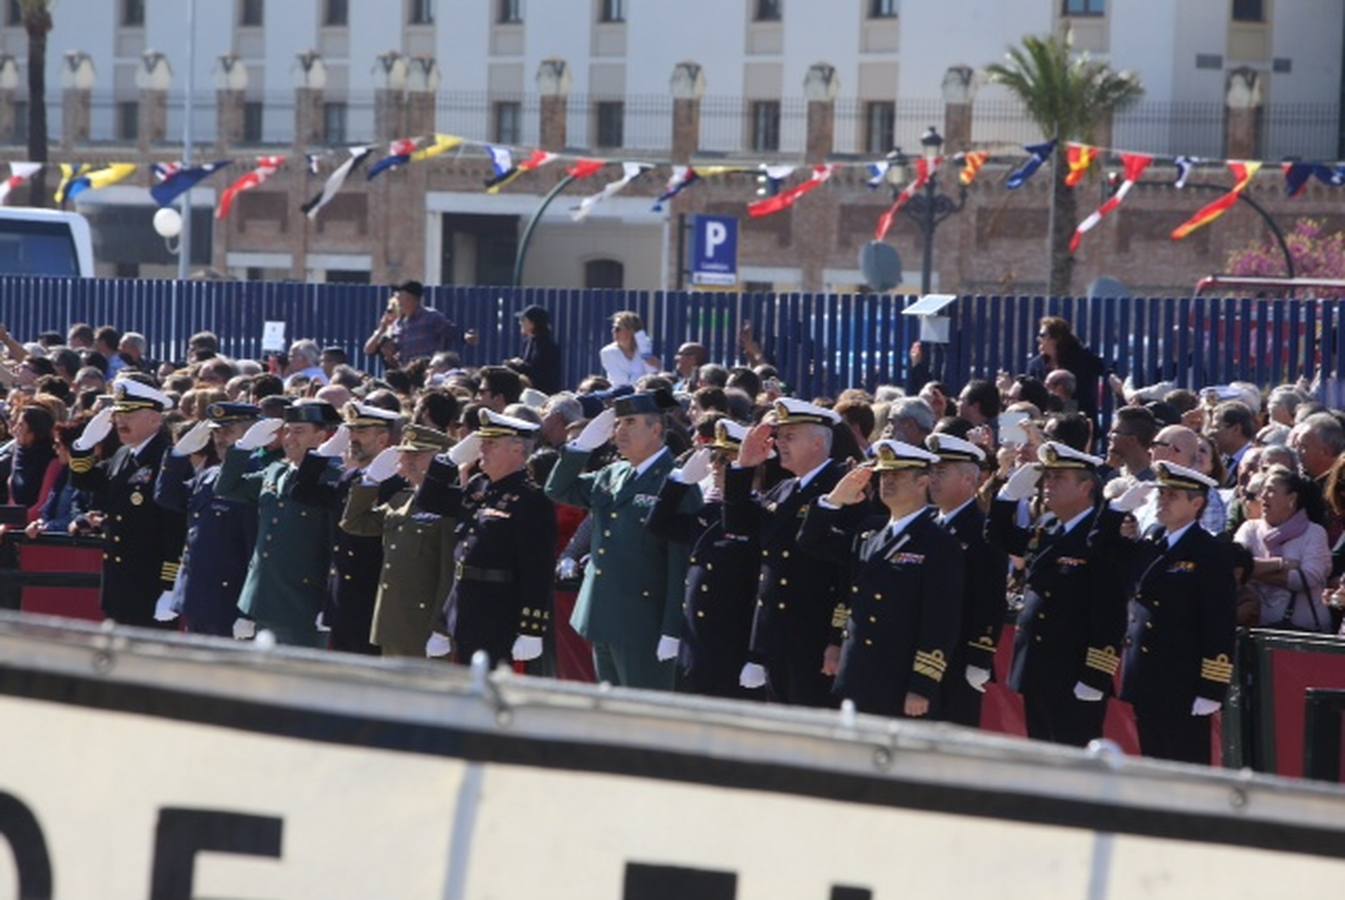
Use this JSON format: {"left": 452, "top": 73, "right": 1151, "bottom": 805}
{"left": 599, "top": 311, "right": 659, "bottom": 388}
{"left": 1235, "top": 465, "right": 1333, "bottom": 632}
{"left": 514, "top": 305, "right": 562, "bottom": 395}
{"left": 26, "top": 418, "right": 90, "bottom": 537}
{"left": 1027, "top": 316, "right": 1106, "bottom": 421}
{"left": 8, "top": 404, "right": 60, "bottom": 517}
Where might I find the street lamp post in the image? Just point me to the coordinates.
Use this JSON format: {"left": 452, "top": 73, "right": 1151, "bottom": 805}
{"left": 885, "top": 126, "right": 968, "bottom": 294}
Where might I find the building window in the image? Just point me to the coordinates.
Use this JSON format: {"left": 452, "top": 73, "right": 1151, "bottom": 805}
{"left": 117, "top": 101, "right": 139, "bottom": 142}
{"left": 493, "top": 101, "right": 521, "bottom": 144}
{"left": 243, "top": 101, "right": 264, "bottom": 143}
{"left": 868, "top": 0, "right": 897, "bottom": 18}
{"left": 864, "top": 101, "right": 895, "bottom": 154}
{"left": 5, "top": 0, "right": 19, "bottom": 26}
{"left": 121, "top": 0, "right": 145, "bottom": 27}
{"left": 323, "top": 102, "right": 347, "bottom": 144}
{"left": 1232, "top": 0, "right": 1263, "bottom": 22}
{"left": 1062, "top": 0, "right": 1104, "bottom": 15}
{"left": 498, "top": 0, "right": 522, "bottom": 24}
{"left": 409, "top": 0, "right": 434, "bottom": 25}
{"left": 323, "top": 0, "right": 348, "bottom": 26}
{"left": 754, "top": 0, "right": 782, "bottom": 21}
{"left": 595, "top": 101, "right": 624, "bottom": 148}
{"left": 599, "top": 0, "right": 625, "bottom": 22}
{"left": 585, "top": 259, "right": 624, "bottom": 289}
{"left": 239, "top": 0, "right": 263, "bottom": 26}
{"left": 750, "top": 100, "right": 780, "bottom": 152}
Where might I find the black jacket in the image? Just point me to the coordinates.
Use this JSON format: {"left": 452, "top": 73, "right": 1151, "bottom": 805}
{"left": 519, "top": 333, "right": 563, "bottom": 395}
{"left": 940, "top": 500, "right": 1009, "bottom": 681}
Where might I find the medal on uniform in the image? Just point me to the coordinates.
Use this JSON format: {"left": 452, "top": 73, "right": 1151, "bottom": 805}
{"left": 131, "top": 491, "right": 144, "bottom": 506}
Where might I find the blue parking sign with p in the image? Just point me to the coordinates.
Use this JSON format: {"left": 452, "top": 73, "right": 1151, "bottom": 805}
{"left": 692, "top": 215, "right": 738, "bottom": 287}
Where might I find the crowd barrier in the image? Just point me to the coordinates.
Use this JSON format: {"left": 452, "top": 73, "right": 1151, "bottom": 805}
{"left": 0, "top": 276, "right": 1341, "bottom": 409}
{"left": 14, "top": 529, "right": 1344, "bottom": 779}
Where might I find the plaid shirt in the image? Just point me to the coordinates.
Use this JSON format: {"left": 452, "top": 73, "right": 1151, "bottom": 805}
{"left": 389, "top": 306, "right": 461, "bottom": 363}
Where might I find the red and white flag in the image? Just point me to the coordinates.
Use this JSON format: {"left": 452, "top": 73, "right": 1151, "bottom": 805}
{"left": 1070, "top": 153, "right": 1153, "bottom": 254}
{"left": 0, "top": 162, "right": 41, "bottom": 206}
{"left": 217, "top": 156, "right": 285, "bottom": 220}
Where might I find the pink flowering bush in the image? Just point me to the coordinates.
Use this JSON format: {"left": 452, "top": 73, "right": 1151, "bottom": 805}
{"left": 1226, "top": 218, "right": 1345, "bottom": 297}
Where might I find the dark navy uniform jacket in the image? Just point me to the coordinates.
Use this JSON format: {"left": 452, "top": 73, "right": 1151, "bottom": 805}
{"left": 416, "top": 460, "right": 556, "bottom": 666}
{"left": 646, "top": 478, "right": 759, "bottom": 697}
{"left": 985, "top": 500, "right": 1129, "bottom": 697}
{"left": 801, "top": 505, "right": 964, "bottom": 717}
{"left": 940, "top": 500, "right": 1009, "bottom": 685}
{"left": 70, "top": 429, "right": 186, "bottom": 626}
{"left": 723, "top": 461, "right": 849, "bottom": 673}
{"left": 154, "top": 451, "right": 271, "bottom": 636}
{"left": 1093, "top": 508, "right": 1237, "bottom": 717}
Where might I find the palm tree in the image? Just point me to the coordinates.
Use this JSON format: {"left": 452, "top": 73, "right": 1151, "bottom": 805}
{"left": 986, "top": 32, "right": 1143, "bottom": 295}
{"left": 20, "top": 0, "right": 52, "bottom": 207}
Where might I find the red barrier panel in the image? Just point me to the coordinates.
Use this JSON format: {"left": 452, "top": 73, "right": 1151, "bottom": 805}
{"left": 17, "top": 541, "right": 103, "bottom": 622}
{"left": 1256, "top": 634, "right": 1345, "bottom": 778}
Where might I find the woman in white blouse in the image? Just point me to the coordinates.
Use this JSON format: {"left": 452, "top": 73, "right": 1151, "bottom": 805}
{"left": 599, "top": 310, "right": 660, "bottom": 387}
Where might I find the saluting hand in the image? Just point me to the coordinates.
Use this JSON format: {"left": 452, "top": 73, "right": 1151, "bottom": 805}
{"left": 315, "top": 424, "right": 351, "bottom": 459}
{"left": 825, "top": 466, "right": 873, "bottom": 507}
{"left": 74, "top": 406, "right": 115, "bottom": 451}
{"left": 235, "top": 418, "right": 283, "bottom": 452}
{"left": 172, "top": 420, "right": 213, "bottom": 458}
{"left": 736, "top": 422, "right": 775, "bottom": 468}
{"left": 997, "top": 464, "right": 1041, "bottom": 502}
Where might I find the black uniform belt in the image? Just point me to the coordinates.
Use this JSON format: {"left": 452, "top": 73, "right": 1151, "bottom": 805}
{"left": 455, "top": 562, "right": 515, "bottom": 584}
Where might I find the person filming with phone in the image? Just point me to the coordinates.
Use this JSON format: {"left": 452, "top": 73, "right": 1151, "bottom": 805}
{"left": 364, "top": 281, "right": 477, "bottom": 368}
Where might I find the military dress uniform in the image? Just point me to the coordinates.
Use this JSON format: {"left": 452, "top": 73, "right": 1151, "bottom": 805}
{"left": 301, "top": 402, "right": 406, "bottom": 655}
{"left": 341, "top": 424, "right": 457, "bottom": 657}
{"left": 546, "top": 391, "right": 698, "bottom": 690}
{"left": 645, "top": 419, "right": 760, "bottom": 699}
{"left": 153, "top": 402, "right": 270, "bottom": 637}
{"left": 724, "top": 398, "right": 852, "bottom": 707}
{"left": 926, "top": 433, "right": 1009, "bottom": 727}
{"left": 215, "top": 401, "right": 345, "bottom": 647}
{"left": 799, "top": 441, "right": 965, "bottom": 717}
{"left": 1094, "top": 462, "right": 1237, "bottom": 764}
{"left": 68, "top": 380, "right": 186, "bottom": 627}
{"left": 415, "top": 410, "right": 557, "bottom": 667}
{"left": 984, "top": 442, "right": 1129, "bottom": 747}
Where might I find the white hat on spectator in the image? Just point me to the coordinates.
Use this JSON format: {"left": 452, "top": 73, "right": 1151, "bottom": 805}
{"left": 520, "top": 387, "right": 549, "bottom": 409}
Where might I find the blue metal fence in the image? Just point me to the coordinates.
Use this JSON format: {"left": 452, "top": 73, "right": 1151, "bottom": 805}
{"left": 0, "top": 277, "right": 1338, "bottom": 408}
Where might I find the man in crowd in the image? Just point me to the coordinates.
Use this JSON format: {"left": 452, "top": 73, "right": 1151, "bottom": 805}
{"left": 68, "top": 376, "right": 186, "bottom": 627}
{"left": 364, "top": 280, "right": 472, "bottom": 366}
{"left": 546, "top": 389, "right": 694, "bottom": 689}
{"left": 1105, "top": 405, "right": 1158, "bottom": 486}
{"left": 727, "top": 398, "right": 852, "bottom": 707}
{"left": 215, "top": 400, "right": 344, "bottom": 647}
{"left": 1208, "top": 400, "right": 1257, "bottom": 488}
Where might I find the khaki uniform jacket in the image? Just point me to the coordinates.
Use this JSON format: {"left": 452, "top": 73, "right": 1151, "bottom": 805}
{"left": 342, "top": 481, "right": 456, "bottom": 657}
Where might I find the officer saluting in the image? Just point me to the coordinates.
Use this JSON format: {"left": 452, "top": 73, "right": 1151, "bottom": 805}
{"left": 646, "top": 418, "right": 761, "bottom": 698}
{"left": 985, "top": 441, "right": 1128, "bottom": 747}
{"left": 69, "top": 376, "right": 185, "bottom": 627}
{"left": 153, "top": 402, "right": 266, "bottom": 637}
{"left": 341, "top": 424, "right": 456, "bottom": 657}
{"left": 802, "top": 440, "right": 964, "bottom": 718}
{"left": 215, "top": 400, "right": 345, "bottom": 647}
{"left": 1094, "top": 462, "right": 1236, "bottom": 764}
{"left": 726, "top": 398, "right": 852, "bottom": 706}
{"left": 926, "top": 433, "right": 1009, "bottom": 727}
{"left": 418, "top": 409, "right": 556, "bottom": 667}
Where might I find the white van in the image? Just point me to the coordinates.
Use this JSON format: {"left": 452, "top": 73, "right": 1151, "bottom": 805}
{"left": 0, "top": 207, "right": 94, "bottom": 277}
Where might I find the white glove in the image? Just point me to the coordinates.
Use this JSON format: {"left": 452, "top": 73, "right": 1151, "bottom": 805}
{"left": 512, "top": 634, "right": 543, "bottom": 662}
{"left": 1192, "top": 697, "right": 1222, "bottom": 716}
{"left": 997, "top": 464, "right": 1042, "bottom": 502}
{"left": 172, "top": 420, "right": 213, "bottom": 458}
{"left": 363, "top": 447, "right": 400, "bottom": 484}
{"left": 315, "top": 610, "right": 330, "bottom": 632}
{"left": 153, "top": 591, "right": 179, "bottom": 622}
{"left": 570, "top": 407, "right": 615, "bottom": 452}
{"left": 426, "top": 631, "right": 453, "bottom": 658}
{"left": 316, "top": 425, "right": 350, "bottom": 458}
{"left": 965, "top": 665, "right": 991, "bottom": 693}
{"left": 235, "top": 418, "right": 282, "bottom": 451}
{"left": 656, "top": 635, "right": 680, "bottom": 662}
{"left": 1073, "top": 681, "right": 1104, "bottom": 702}
{"left": 674, "top": 448, "right": 713, "bottom": 485}
{"left": 556, "top": 557, "right": 579, "bottom": 581}
{"left": 73, "top": 406, "right": 114, "bottom": 451}
{"left": 232, "top": 617, "right": 256, "bottom": 640}
{"left": 739, "top": 662, "right": 768, "bottom": 689}
{"left": 635, "top": 329, "right": 653, "bottom": 356}
{"left": 448, "top": 431, "right": 482, "bottom": 467}
{"left": 1110, "top": 480, "right": 1156, "bottom": 513}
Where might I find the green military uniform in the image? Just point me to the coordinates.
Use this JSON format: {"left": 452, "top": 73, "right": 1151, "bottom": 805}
{"left": 215, "top": 405, "right": 344, "bottom": 648}
{"left": 546, "top": 411, "right": 699, "bottom": 690}
{"left": 340, "top": 425, "right": 457, "bottom": 657}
